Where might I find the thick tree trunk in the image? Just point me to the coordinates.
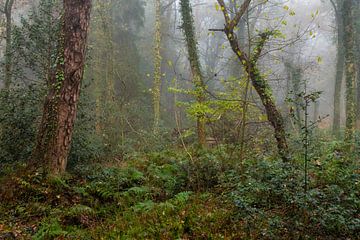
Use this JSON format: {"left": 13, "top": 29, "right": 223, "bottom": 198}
{"left": 32, "top": 0, "right": 92, "bottom": 174}
{"left": 333, "top": 1, "right": 345, "bottom": 136}
{"left": 180, "top": 0, "right": 207, "bottom": 147}
{"left": 4, "top": 0, "right": 15, "bottom": 89}
{"left": 343, "top": 0, "right": 356, "bottom": 142}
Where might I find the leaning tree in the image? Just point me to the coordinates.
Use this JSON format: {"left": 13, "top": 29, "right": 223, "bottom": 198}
{"left": 32, "top": 0, "right": 92, "bottom": 174}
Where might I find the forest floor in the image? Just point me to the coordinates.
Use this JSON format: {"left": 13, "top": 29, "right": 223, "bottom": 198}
{"left": 0, "top": 142, "right": 359, "bottom": 239}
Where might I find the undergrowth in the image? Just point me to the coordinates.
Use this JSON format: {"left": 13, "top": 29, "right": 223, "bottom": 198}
{"left": 0, "top": 144, "right": 359, "bottom": 239}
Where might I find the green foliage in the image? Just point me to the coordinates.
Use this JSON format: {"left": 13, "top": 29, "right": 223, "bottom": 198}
{"left": 0, "top": 86, "right": 43, "bottom": 163}
{"left": 226, "top": 156, "right": 359, "bottom": 238}
{"left": 33, "top": 218, "right": 68, "bottom": 240}
{"left": 1, "top": 142, "right": 358, "bottom": 239}
{"left": 68, "top": 88, "right": 104, "bottom": 165}
{"left": 12, "top": 0, "right": 62, "bottom": 83}
{"left": 0, "top": 84, "right": 103, "bottom": 165}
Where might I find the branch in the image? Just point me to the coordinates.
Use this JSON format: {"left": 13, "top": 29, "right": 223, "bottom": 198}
{"left": 329, "top": 0, "right": 338, "bottom": 15}
{"left": 217, "top": 0, "right": 231, "bottom": 26}
{"left": 217, "top": 0, "right": 252, "bottom": 31}
{"left": 208, "top": 28, "right": 224, "bottom": 32}
{"left": 251, "top": 31, "right": 272, "bottom": 62}
{"left": 231, "top": 0, "right": 251, "bottom": 30}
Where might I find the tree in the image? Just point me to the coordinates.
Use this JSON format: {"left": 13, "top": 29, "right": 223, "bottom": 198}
{"left": 153, "top": 0, "right": 162, "bottom": 133}
{"left": 11, "top": 0, "right": 62, "bottom": 85}
{"left": 342, "top": 0, "right": 356, "bottom": 143}
{"left": 330, "top": 0, "right": 345, "bottom": 136}
{"left": 214, "top": 0, "right": 290, "bottom": 161}
{"left": 1, "top": 0, "right": 15, "bottom": 88}
{"left": 284, "top": 59, "right": 304, "bottom": 130}
{"left": 180, "top": 0, "right": 207, "bottom": 147}
{"left": 342, "top": 0, "right": 356, "bottom": 142}
{"left": 88, "top": 0, "right": 145, "bottom": 149}
{"left": 32, "top": 0, "right": 92, "bottom": 174}
{"left": 354, "top": 0, "right": 360, "bottom": 129}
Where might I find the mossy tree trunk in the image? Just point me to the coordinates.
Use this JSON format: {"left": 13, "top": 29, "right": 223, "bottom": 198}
{"left": 180, "top": 0, "right": 207, "bottom": 147}
{"left": 342, "top": 0, "right": 356, "bottom": 143}
{"left": 284, "top": 60, "right": 303, "bottom": 130}
{"left": 331, "top": 0, "right": 345, "bottom": 137}
{"left": 32, "top": 0, "right": 92, "bottom": 174}
{"left": 354, "top": 1, "right": 360, "bottom": 130}
{"left": 153, "top": 0, "right": 162, "bottom": 133}
{"left": 216, "top": 0, "right": 290, "bottom": 161}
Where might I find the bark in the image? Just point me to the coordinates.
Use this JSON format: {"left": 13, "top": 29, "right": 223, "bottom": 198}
{"left": 343, "top": 0, "right": 356, "bottom": 142}
{"left": 32, "top": 0, "right": 92, "bottom": 174}
{"left": 355, "top": 1, "right": 360, "bottom": 129}
{"left": 313, "top": 100, "right": 320, "bottom": 125}
{"left": 284, "top": 60, "right": 303, "bottom": 129}
{"left": 332, "top": 0, "right": 345, "bottom": 136}
{"left": 4, "top": 0, "right": 15, "bottom": 89}
{"left": 216, "top": 0, "right": 290, "bottom": 161}
{"left": 153, "top": 0, "right": 162, "bottom": 133}
{"left": 180, "top": 0, "right": 206, "bottom": 147}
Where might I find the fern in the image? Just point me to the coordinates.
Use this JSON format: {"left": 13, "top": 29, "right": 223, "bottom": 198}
{"left": 32, "top": 218, "right": 67, "bottom": 240}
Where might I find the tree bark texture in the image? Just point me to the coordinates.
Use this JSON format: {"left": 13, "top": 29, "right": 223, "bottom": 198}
{"left": 153, "top": 0, "right": 162, "bottom": 133}
{"left": 32, "top": 0, "right": 92, "bottom": 174}
{"left": 354, "top": 1, "right": 360, "bottom": 129}
{"left": 343, "top": 0, "right": 356, "bottom": 142}
{"left": 332, "top": 0, "right": 345, "bottom": 136}
{"left": 180, "top": 0, "right": 207, "bottom": 147}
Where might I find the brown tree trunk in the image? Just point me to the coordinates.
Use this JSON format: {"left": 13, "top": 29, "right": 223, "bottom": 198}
{"left": 32, "top": 0, "right": 92, "bottom": 174}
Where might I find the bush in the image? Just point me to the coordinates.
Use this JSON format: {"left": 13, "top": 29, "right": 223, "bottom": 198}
{"left": 0, "top": 86, "right": 43, "bottom": 163}
{"left": 0, "top": 85, "right": 104, "bottom": 166}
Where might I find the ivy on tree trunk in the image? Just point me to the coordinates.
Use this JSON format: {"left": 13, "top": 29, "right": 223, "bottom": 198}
{"left": 32, "top": 0, "right": 92, "bottom": 174}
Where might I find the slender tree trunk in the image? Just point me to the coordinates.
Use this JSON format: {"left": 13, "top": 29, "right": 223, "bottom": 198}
{"left": 32, "top": 0, "right": 92, "bottom": 174}
{"left": 285, "top": 60, "right": 303, "bottom": 130}
{"left": 343, "top": 0, "right": 356, "bottom": 142}
{"left": 355, "top": 1, "right": 360, "bottom": 129}
{"left": 4, "top": 0, "right": 15, "bottom": 89}
{"left": 313, "top": 100, "right": 320, "bottom": 125}
{"left": 333, "top": 1, "right": 345, "bottom": 136}
{"left": 153, "top": 0, "right": 162, "bottom": 133}
{"left": 180, "top": 0, "right": 206, "bottom": 147}
{"left": 216, "top": 0, "right": 290, "bottom": 161}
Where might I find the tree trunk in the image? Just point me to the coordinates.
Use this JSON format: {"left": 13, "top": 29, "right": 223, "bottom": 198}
{"left": 216, "top": 0, "right": 290, "bottom": 161}
{"left": 249, "top": 64, "right": 290, "bottom": 161}
{"left": 32, "top": 0, "right": 92, "bottom": 174}
{"left": 354, "top": 1, "right": 360, "bottom": 129}
{"left": 284, "top": 60, "right": 303, "bottom": 130}
{"left": 4, "top": 0, "right": 15, "bottom": 89}
{"left": 343, "top": 0, "right": 356, "bottom": 142}
{"left": 333, "top": 0, "right": 345, "bottom": 136}
{"left": 180, "top": 0, "right": 207, "bottom": 147}
{"left": 153, "top": 0, "right": 162, "bottom": 133}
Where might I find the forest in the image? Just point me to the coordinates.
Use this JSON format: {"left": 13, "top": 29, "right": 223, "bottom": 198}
{"left": 0, "top": 0, "right": 359, "bottom": 239}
